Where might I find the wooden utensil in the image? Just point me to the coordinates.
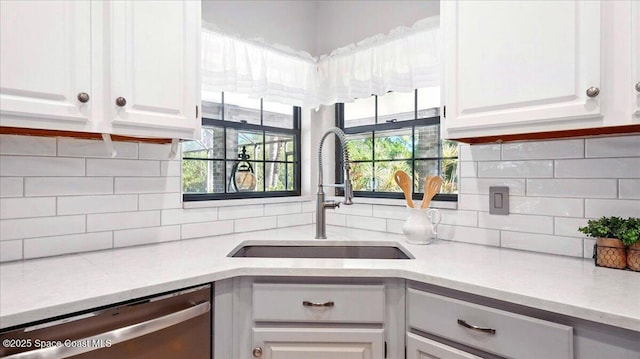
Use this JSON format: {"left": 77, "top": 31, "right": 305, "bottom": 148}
{"left": 393, "top": 170, "right": 414, "bottom": 208}
{"left": 420, "top": 176, "right": 443, "bottom": 209}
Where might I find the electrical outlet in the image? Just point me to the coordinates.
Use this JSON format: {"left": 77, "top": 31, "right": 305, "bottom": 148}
{"left": 489, "top": 186, "right": 509, "bottom": 215}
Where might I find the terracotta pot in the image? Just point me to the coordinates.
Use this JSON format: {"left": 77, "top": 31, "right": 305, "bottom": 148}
{"left": 626, "top": 243, "right": 640, "bottom": 272}
{"left": 595, "top": 238, "right": 627, "bottom": 269}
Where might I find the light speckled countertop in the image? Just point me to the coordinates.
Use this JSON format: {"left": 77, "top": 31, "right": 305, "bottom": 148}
{"left": 1, "top": 225, "right": 639, "bottom": 332}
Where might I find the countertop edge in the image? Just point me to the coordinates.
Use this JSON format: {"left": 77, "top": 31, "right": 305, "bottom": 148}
{"left": 2, "top": 265, "right": 639, "bottom": 332}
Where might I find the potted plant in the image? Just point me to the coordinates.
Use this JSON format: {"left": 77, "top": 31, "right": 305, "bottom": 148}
{"left": 619, "top": 217, "right": 640, "bottom": 271}
{"left": 578, "top": 216, "right": 627, "bottom": 269}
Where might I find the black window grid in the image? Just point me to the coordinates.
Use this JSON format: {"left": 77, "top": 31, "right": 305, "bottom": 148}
{"left": 183, "top": 94, "right": 301, "bottom": 201}
{"left": 335, "top": 90, "right": 458, "bottom": 202}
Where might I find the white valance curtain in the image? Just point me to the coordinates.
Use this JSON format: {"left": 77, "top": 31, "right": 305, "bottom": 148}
{"left": 201, "top": 23, "right": 317, "bottom": 107}
{"left": 316, "top": 16, "right": 440, "bottom": 106}
{"left": 201, "top": 16, "right": 440, "bottom": 108}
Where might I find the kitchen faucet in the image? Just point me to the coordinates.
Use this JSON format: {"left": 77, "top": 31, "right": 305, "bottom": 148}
{"left": 316, "top": 127, "right": 354, "bottom": 239}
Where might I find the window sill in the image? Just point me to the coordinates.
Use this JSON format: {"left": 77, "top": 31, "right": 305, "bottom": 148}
{"left": 326, "top": 196, "right": 458, "bottom": 210}
{"left": 182, "top": 195, "right": 314, "bottom": 209}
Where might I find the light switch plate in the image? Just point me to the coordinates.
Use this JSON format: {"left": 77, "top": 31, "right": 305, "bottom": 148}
{"left": 489, "top": 186, "right": 509, "bottom": 215}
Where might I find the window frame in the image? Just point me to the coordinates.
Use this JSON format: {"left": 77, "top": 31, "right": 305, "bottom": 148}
{"left": 335, "top": 92, "right": 457, "bottom": 202}
{"left": 183, "top": 94, "right": 302, "bottom": 202}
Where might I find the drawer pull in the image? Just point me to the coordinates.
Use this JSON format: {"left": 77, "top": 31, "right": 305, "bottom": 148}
{"left": 302, "top": 300, "right": 334, "bottom": 308}
{"left": 457, "top": 319, "right": 496, "bottom": 335}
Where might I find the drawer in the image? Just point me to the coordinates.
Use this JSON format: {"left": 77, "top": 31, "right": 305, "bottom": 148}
{"left": 407, "top": 289, "right": 573, "bottom": 359}
{"left": 253, "top": 283, "right": 385, "bottom": 323}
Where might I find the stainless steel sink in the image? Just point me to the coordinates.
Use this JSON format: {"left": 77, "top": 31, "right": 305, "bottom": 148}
{"left": 228, "top": 241, "right": 413, "bottom": 259}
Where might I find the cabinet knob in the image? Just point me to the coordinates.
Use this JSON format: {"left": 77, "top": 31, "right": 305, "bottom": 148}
{"left": 635, "top": 82, "right": 640, "bottom": 93}
{"left": 77, "top": 92, "right": 90, "bottom": 103}
{"left": 252, "top": 347, "right": 263, "bottom": 357}
{"left": 585, "top": 87, "right": 600, "bottom": 98}
{"left": 115, "top": 97, "right": 127, "bottom": 107}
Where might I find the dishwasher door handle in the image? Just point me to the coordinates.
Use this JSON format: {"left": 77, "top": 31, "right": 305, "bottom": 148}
{"left": 4, "top": 301, "right": 211, "bottom": 359}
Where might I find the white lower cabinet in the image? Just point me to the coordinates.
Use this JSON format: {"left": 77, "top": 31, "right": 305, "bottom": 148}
{"left": 215, "top": 278, "right": 639, "bottom": 359}
{"left": 407, "top": 288, "right": 573, "bottom": 359}
{"left": 406, "top": 333, "right": 481, "bottom": 359}
{"left": 253, "top": 327, "right": 384, "bottom": 359}
{"left": 215, "top": 278, "right": 405, "bottom": 359}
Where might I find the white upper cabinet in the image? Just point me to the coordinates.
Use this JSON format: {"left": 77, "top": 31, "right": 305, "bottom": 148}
{"left": 0, "top": 0, "right": 201, "bottom": 140}
{"left": 442, "top": 1, "right": 604, "bottom": 139}
{"left": 0, "top": 1, "right": 93, "bottom": 132}
{"left": 632, "top": 1, "right": 640, "bottom": 117}
{"left": 109, "top": 1, "right": 200, "bottom": 139}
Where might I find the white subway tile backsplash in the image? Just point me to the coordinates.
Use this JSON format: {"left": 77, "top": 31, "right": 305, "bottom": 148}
{"left": 459, "top": 162, "right": 477, "bottom": 177}
{"left": 25, "top": 177, "right": 113, "bottom": 197}
{"left": 554, "top": 217, "right": 590, "bottom": 238}
{"left": 218, "top": 204, "right": 263, "bottom": 220}
{"left": 139, "top": 193, "right": 182, "bottom": 210}
{"left": 619, "top": 179, "right": 640, "bottom": 199}
{"left": 0, "top": 135, "right": 56, "bottom": 156}
{"left": 114, "top": 226, "right": 180, "bottom": 248}
{"left": 386, "top": 219, "right": 404, "bottom": 234}
{"left": 555, "top": 158, "right": 640, "bottom": 178}
{"left": 527, "top": 179, "right": 617, "bottom": 199}
{"left": 1, "top": 132, "right": 635, "bottom": 262}
{"left": 459, "top": 178, "right": 526, "bottom": 195}
{"left": 234, "top": 216, "right": 277, "bottom": 233}
{"left": 478, "top": 212, "right": 553, "bottom": 234}
{"left": 0, "top": 215, "right": 85, "bottom": 241}
{"left": 160, "top": 161, "right": 181, "bottom": 177}
{"left": 139, "top": 143, "right": 173, "bottom": 160}
{"left": 457, "top": 194, "right": 489, "bottom": 212}
{"left": 585, "top": 199, "right": 640, "bottom": 218}
{"left": 502, "top": 139, "right": 583, "bottom": 160}
{"left": 1, "top": 156, "right": 84, "bottom": 176}
{"left": 0, "top": 177, "right": 23, "bottom": 197}
{"left": 58, "top": 195, "right": 138, "bottom": 215}
{"left": 58, "top": 138, "right": 138, "bottom": 159}
{"left": 277, "top": 213, "right": 312, "bottom": 227}
{"left": 437, "top": 225, "right": 500, "bottom": 246}
{"left": 585, "top": 135, "right": 640, "bottom": 158}
{"left": 265, "top": 202, "right": 302, "bottom": 216}
{"left": 87, "top": 211, "right": 160, "bottom": 232}
{"left": 346, "top": 215, "right": 387, "bottom": 232}
{"left": 510, "top": 196, "right": 584, "bottom": 217}
{"left": 86, "top": 159, "right": 159, "bottom": 177}
{"left": 115, "top": 177, "right": 181, "bottom": 194}
{"left": 325, "top": 213, "right": 346, "bottom": 226}
{"left": 583, "top": 238, "right": 596, "bottom": 259}
{"left": 0, "top": 197, "right": 56, "bottom": 219}
{"left": 439, "top": 209, "right": 478, "bottom": 226}
{"left": 478, "top": 160, "right": 553, "bottom": 178}
{"left": 372, "top": 205, "right": 407, "bottom": 220}
{"left": 301, "top": 201, "right": 315, "bottom": 213}
{"left": 501, "top": 231, "right": 583, "bottom": 257}
{"left": 161, "top": 208, "right": 217, "bottom": 225}
{"left": 0, "top": 240, "right": 23, "bottom": 262}
{"left": 333, "top": 203, "right": 373, "bottom": 216}
{"left": 24, "top": 232, "right": 112, "bottom": 259}
{"left": 181, "top": 220, "right": 234, "bottom": 239}
{"left": 459, "top": 144, "right": 501, "bottom": 161}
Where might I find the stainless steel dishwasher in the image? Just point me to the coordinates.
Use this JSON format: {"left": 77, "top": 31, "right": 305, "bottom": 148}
{"left": 0, "top": 284, "right": 211, "bottom": 359}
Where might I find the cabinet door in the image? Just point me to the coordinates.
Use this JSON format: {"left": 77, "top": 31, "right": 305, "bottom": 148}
{"left": 442, "top": 1, "right": 602, "bottom": 138}
{"left": 0, "top": 0, "right": 91, "bottom": 131}
{"left": 110, "top": 0, "right": 200, "bottom": 139}
{"left": 407, "top": 333, "right": 482, "bottom": 359}
{"left": 252, "top": 328, "right": 384, "bottom": 359}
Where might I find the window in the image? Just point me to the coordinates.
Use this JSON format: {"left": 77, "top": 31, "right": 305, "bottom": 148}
{"left": 336, "top": 88, "right": 458, "bottom": 201}
{"left": 183, "top": 92, "right": 301, "bottom": 201}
